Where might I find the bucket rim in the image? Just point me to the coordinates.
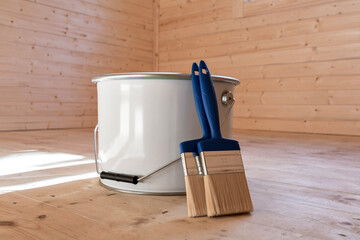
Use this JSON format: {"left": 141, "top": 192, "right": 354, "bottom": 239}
{"left": 92, "top": 72, "right": 240, "bottom": 85}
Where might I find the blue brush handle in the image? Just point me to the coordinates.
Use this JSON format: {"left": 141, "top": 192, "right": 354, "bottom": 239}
{"left": 197, "top": 60, "right": 240, "bottom": 152}
{"left": 199, "top": 60, "right": 221, "bottom": 138}
{"left": 179, "top": 63, "right": 211, "bottom": 154}
{"left": 192, "top": 63, "right": 211, "bottom": 139}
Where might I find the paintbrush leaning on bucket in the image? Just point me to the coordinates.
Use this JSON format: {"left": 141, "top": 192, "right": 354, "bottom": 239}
{"left": 179, "top": 63, "right": 210, "bottom": 217}
{"left": 197, "top": 60, "right": 253, "bottom": 217}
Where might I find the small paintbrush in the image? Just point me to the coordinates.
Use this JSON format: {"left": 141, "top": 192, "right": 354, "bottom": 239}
{"left": 180, "top": 63, "right": 210, "bottom": 217}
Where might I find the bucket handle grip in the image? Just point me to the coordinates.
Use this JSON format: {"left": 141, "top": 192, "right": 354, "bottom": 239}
{"left": 94, "top": 92, "right": 235, "bottom": 184}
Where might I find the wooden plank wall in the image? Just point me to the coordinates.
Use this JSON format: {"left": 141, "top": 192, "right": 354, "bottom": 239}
{"left": 158, "top": 0, "right": 360, "bottom": 135}
{"left": 0, "top": 0, "right": 153, "bottom": 131}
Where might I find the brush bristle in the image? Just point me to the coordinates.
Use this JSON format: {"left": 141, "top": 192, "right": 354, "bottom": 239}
{"left": 204, "top": 172, "right": 253, "bottom": 217}
{"left": 185, "top": 175, "right": 207, "bottom": 217}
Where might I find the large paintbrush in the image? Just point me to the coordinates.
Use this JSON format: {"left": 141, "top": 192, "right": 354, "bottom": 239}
{"left": 198, "top": 60, "right": 253, "bottom": 217}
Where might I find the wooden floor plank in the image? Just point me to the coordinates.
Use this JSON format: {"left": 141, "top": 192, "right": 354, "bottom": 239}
{"left": 0, "top": 192, "right": 137, "bottom": 240}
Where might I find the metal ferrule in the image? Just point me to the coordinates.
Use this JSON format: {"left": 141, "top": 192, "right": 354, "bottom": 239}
{"left": 181, "top": 153, "right": 188, "bottom": 176}
{"left": 200, "top": 152, "right": 208, "bottom": 175}
{"left": 200, "top": 150, "right": 244, "bottom": 175}
{"left": 181, "top": 152, "right": 201, "bottom": 176}
{"left": 195, "top": 156, "right": 203, "bottom": 175}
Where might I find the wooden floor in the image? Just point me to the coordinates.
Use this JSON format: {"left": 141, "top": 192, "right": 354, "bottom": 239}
{"left": 0, "top": 128, "right": 359, "bottom": 239}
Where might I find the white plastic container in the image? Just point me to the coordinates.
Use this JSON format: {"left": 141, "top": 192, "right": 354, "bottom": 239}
{"left": 92, "top": 73, "right": 239, "bottom": 195}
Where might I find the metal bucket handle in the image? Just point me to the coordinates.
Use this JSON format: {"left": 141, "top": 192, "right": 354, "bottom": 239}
{"left": 94, "top": 91, "right": 235, "bottom": 184}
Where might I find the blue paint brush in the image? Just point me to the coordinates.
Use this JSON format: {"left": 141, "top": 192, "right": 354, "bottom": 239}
{"left": 198, "top": 60, "right": 253, "bottom": 217}
{"left": 180, "top": 63, "right": 211, "bottom": 217}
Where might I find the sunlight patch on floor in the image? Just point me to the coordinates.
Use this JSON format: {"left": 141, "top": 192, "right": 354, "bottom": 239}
{"left": 0, "top": 172, "right": 98, "bottom": 194}
{"left": 0, "top": 152, "right": 92, "bottom": 176}
{"left": 0, "top": 151, "right": 98, "bottom": 194}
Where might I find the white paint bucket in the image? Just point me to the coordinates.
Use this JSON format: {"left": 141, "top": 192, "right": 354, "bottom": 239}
{"left": 92, "top": 73, "right": 239, "bottom": 195}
